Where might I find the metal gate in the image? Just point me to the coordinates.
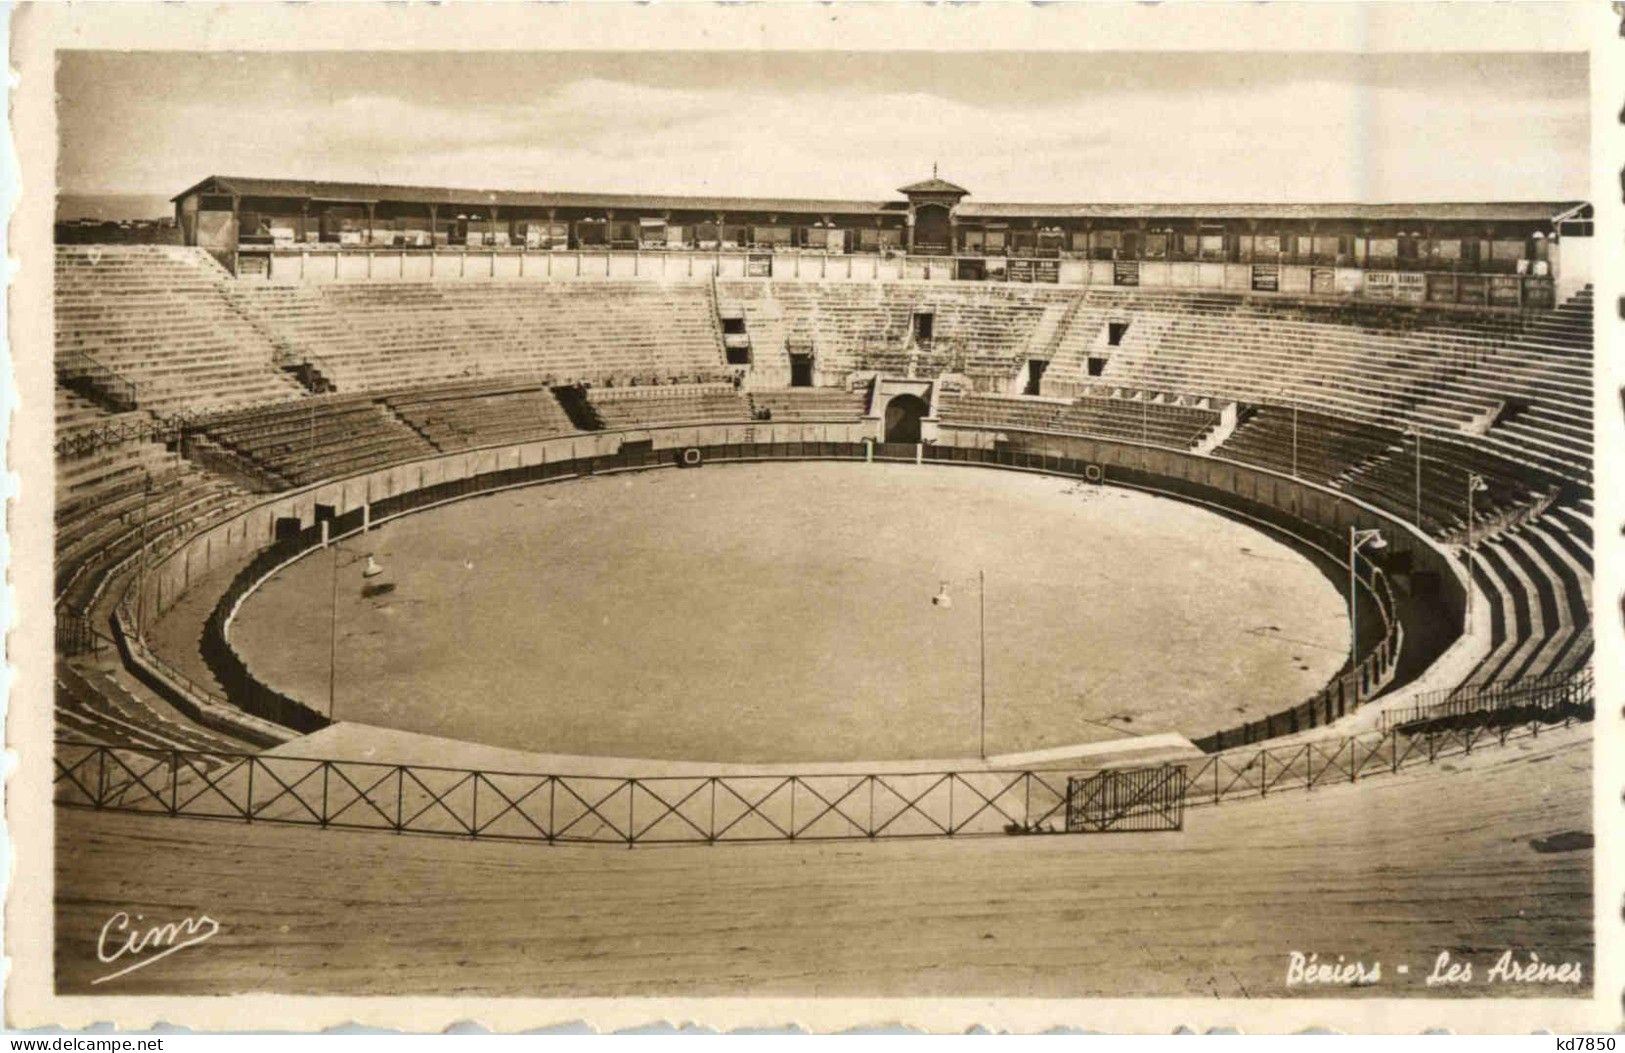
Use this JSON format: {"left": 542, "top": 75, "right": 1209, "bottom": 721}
{"left": 1066, "top": 764, "right": 1187, "bottom": 832}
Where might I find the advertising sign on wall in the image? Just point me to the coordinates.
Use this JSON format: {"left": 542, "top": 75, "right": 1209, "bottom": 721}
{"left": 1456, "top": 274, "right": 1488, "bottom": 305}
{"left": 1309, "top": 267, "right": 1336, "bottom": 295}
{"left": 745, "top": 253, "right": 773, "bottom": 278}
{"left": 1034, "top": 260, "right": 1061, "bottom": 284}
{"left": 1363, "top": 271, "right": 1397, "bottom": 299}
{"left": 1425, "top": 274, "right": 1457, "bottom": 303}
{"left": 1007, "top": 258, "right": 1035, "bottom": 283}
{"left": 1394, "top": 272, "right": 1427, "bottom": 304}
{"left": 1522, "top": 279, "right": 1555, "bottom": 309}
{"left": 1251, "top": 263, "right": 1280, "bottom": 292}
{"left": 1113, "top": 260, "right": 1140, "bottom": 286}
{"left": 1488, "top": 275, "right": 1522, "bottom": 307}
{"left": 955, "top": 257, "right": 987, "bottom": 282}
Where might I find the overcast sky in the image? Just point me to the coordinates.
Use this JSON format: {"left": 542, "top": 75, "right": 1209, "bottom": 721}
{"left": 57, "top": 51, "right": 1589, "bottom": 207}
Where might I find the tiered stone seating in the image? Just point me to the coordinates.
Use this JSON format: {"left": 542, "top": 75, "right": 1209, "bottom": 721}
{"left": 1336, "top": 437, "right": 1553, "bottom": 540}
{"left": 56, "top": 664, "right": 243, "bottom": 753}
{"left": 1215, "top": 405, "right": 1568, "bottom": 540}
{"left": 746, "top": 388, "right": 870, "bottom": 421}
{"left": 55, "top": 246, "right": 306, "bottom": 413}
{"left": 1087, "top": 286, "right": 1593, "bottom": 485}
{"left": 56, "top": 437, "right": 247, "bottom": 614}
{"left": 229, "top": 280, "right": 729, "bottom": 391}
{"left": 384, "top": 380, "right": 579, "bottom": 450}
{"left": 57, "top": 387, "right": 110, "bottom": 444}
{"left": 51, "top": 258, "right": 1596, "bottom": 755}
{"left": 55, "top": 384, "right": 166, "bottom": 457}
{"left": 935, "top": 390, "right": 1217, "bottom": 449}
{"left": 1052, "top": 393, "right": 1218, "bottom": 448}
{"left": 936, "top": 392, "right": 1064, "bottom": 432}
{"left": 1460, "top": 509, "right": 1592, "bottom": 688}
{"left": 586, "top": 384, "right": 752, "bottom": 429}
{"left": 716, "top": 281, "right": 1076, "bottom": 386}
{"left": 198, "top": 394, "right": 437, "bottom": 486}
{"left": 1215, "top": 407, "right": 1400, "bottom": 487}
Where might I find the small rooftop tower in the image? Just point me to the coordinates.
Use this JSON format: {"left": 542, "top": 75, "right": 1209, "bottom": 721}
{"left": 897, "top": 171, "right": 969, "bottom": 255}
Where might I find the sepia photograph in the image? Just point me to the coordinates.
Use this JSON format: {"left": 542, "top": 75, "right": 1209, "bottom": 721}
{"left": 7, "top": 1, "right": 1619, "bottom": 1035}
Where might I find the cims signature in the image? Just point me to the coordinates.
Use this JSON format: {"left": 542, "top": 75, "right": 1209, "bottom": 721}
{"left": 93, "top": 911, "right": 220, "bottom": 985}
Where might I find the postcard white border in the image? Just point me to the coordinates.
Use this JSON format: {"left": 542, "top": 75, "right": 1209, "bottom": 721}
{"left": 7, "top": 1, "right": 1620, "bottom": 1033}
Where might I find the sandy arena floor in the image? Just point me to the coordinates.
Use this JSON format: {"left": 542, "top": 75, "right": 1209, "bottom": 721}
{"left": 230, "top": 462, "right": 1349, "bottom": 762}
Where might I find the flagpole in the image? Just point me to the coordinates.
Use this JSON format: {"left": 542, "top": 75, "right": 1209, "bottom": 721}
{"left": 329, "top": 532, "right": 340, "bottom": 718}
{"left": 979, "top": 568, "right": 986, "bottom": 761}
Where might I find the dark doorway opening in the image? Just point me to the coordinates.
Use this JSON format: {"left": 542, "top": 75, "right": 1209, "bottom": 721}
{"left": 789, "top": 354, "right": 814, "bottom": 388}
{"left": 1024, "top": 359, "right": 1049, "bottom": 396}
{"left": 914, "top": 204, "right": 951, "bottom": 254}
{"left": 721, "top": 317, "right": 751, "bottom": 365}
{"left": 913, "top": 311, "right": 935, "bottom": 342}
{"left": 1087, "top": 355, "right": 1108, "bottom": 378}
{"left": 1108, "top": 321, "right": 1131, "bottom": 346}
{"left": 884, "top": 394, "right": 929, "bottom": 443}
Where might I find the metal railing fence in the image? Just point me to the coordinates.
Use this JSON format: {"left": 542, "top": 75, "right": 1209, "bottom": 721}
{"left": 53, "top": 744, "right": 1185, "bottom": 845}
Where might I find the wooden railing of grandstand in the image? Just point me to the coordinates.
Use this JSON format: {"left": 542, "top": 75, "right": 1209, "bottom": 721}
{"left": 55, "top": 414, "right": 178, "bottom": 459}
{"left": 237, "top": 247, "right": 1559, "bottom": 311}
{"left": 57, "top": 351, "right": 140, "bottom": 413}
{"left": 1179, "top": 701, "right": 1587, "bottom": 807}
{"left": 1378, "top": 666, "right": 1593, "bottom": 732}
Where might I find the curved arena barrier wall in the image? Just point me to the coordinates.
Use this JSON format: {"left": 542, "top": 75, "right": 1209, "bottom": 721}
{"left": 112, "top": 421, "right": 1462, "bottom": 750}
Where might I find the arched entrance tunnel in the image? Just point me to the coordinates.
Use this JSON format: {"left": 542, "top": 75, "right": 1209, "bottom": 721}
{"left": 884, "top": 393, "right": 929, "bottom": 443}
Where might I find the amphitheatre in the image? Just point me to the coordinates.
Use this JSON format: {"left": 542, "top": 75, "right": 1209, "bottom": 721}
{"left": 50, "top": 173, "right": 1594, "bottom": 1000}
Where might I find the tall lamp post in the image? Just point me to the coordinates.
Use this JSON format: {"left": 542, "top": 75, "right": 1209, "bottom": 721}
{"left": 1404, "top": 424, "right": 1423, "bottom": 527}
{"left": 1348, "top": 526, "right": 1387, "bottom": 701}
{"left": 933, "top": 570, "right": 988, "bottom": 760}
{"left": 134, "top": 469, "right": 153, "bottom": 635}
{"left": 325, "top": 522, "right": 382, "bottom": 720}
{"left": 978, "top": 568, "right": 986, "bottom": 760}
{"left": 1290, "top": 403, "right": 1299, "bottom": 479}
{"left": 1465, "top": 471, "right": 1488, "bottom": 634}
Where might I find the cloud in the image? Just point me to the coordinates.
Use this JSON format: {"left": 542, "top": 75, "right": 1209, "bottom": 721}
{"left": 57, "top": 53, "right": 1589, "bottom": 203}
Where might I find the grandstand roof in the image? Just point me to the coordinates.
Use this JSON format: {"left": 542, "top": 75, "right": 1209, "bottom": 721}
{"left": 174, "top": 176, "right": 1584, "bottom": 224}
{"left": 173, "top": 176, "right": 903, "bottom": 216}
{"left": 957, "top": 201, "right": 1586, "bottom": 222}
{"left": 898, "top": 177, "right": 971, "bottom": 196}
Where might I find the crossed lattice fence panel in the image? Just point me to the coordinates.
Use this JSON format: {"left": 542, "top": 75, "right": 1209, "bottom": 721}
{"left": 1179, "top": 714, "right": 1573, "bottom": 807}
{"left": 52, "top": 745, "right": 1091, "bottom": 845}
{"left": 54, "top": 713, "right": 1582, "bottom": 843}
